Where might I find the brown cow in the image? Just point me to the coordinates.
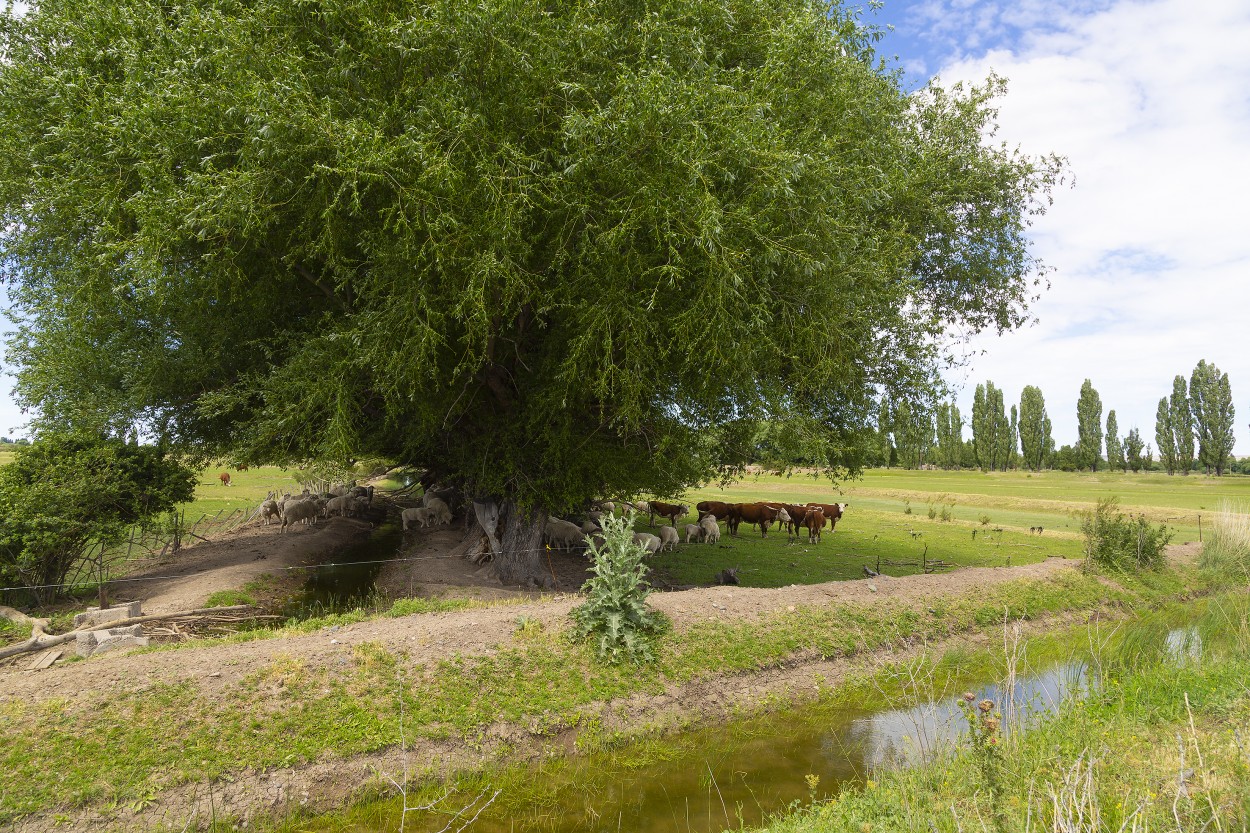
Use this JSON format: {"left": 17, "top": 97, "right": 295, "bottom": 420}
{"left": 647, "top": 500, "right": 688, "bottom": 527}
{"left": 695, "top": 500, "right": 734, "bottom": 522}
{"left": 799, "top": 507, "right": 826, "bottom": 544}
{"left": 776, "top": 504, "right": 812, "bottom": 536}
{"left": 218, "top": 472, "right": 231, "bottom": 486}
{"left": 806, "top": 502, "right": 848, "bottom": 532}
{"left": 728, "top": 503, "right": 790, "bottom": 537}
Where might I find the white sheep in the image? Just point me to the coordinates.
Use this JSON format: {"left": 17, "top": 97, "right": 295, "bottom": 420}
{"left": 682, "top": 523, "right": 704, "bottom": 544}
{"left": 325, "top": 495, "right": 355, "bottom": 517}
{"left": 699, "top": 514, "right": 721, "bottom": 545}
{"left": 280, "top": 500, "right": 319, "bottom": 531}
{"left": 258, "top": 499, "right": 281, "bottom": 526}
{"left": 423, "top": 497, "right": 452, "bottom": 526}
{"left": 632, "top": 532, "right": 661, "bottom": 555}
{"left": 657, "top": 526, "right": 679, "bottom": 553}
{"left": 401, "top": 507, "right": 431, "bottom": 530}
{"left": 545, "top": 518, "right": 585, "bottom": 552}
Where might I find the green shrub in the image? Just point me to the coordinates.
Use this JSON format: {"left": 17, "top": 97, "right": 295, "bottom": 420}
{"left": 569, "top": 513, "right": 667, "bottom": 665}
{"left": 1081, "top": 497, "right": 1172, "bottom": 572}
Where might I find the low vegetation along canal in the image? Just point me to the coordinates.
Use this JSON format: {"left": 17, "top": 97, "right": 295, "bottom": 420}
{"left": 292, "top": 599, "right": 1228, "bottom": 832}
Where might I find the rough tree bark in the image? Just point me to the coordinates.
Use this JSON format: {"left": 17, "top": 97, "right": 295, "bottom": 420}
{"left": 494, "top": 501, "right": 551, "bottom": 588}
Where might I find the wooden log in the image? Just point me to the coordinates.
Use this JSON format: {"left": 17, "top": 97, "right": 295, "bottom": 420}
{"left": 0, "top": 605, "right": 254, "bottom": 660}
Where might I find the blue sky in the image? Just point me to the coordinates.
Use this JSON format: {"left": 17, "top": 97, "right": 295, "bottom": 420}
{"left": 872, "top": 0, "right": 1250, "bottom": 455}
{"left": 2, "top": 0, "right": 1248, "bottom": 457}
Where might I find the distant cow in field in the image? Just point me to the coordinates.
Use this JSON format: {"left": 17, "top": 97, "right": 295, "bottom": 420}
{"left": 647, "top": 501, "right": 688, "bottom": 527}
{"left": 728, "top": 503, "right": 790, "bottom": 538}
{"left": 219, "top": 472, "right": 231, "bottom": 486}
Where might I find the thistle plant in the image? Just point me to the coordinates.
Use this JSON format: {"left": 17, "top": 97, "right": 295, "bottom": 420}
{"left": 569, "top": 512, "right": 668, "bottom": 665}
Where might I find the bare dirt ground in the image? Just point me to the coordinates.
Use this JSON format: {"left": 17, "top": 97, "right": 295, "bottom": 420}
{"left": 4, "top": 512, "right": 1172, "bottom": 833}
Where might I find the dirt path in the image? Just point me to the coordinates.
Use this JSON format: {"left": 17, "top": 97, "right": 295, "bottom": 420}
{"left": 0, "top": 513, "right": 1082, "bottom": 706}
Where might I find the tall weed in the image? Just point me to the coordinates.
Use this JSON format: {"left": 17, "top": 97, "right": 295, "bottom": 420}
{"left": 569, "top": 513, "right": 668, "bottom": 665}
{"left": 1199, "top": 500, "right": 1250, "bottom": 578}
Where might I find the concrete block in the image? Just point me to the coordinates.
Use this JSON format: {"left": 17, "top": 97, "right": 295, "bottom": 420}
{"left": 90, "top": 635, "right": 150, "bottom": 655}
{"left": 75, "top": 631, "right": 99, "bottom": 657}
{"left": 73, "top": 601, "right": 142, "bottom": 628}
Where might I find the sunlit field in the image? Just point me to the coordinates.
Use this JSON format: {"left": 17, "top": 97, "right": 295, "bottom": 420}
{"left": 633, "top": 468, "right": 1245, "bottom": 589}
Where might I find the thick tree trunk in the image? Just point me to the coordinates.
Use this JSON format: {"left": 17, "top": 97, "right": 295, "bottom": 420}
{"left": 493, "top": 502, "right": 551, "bottom": 588}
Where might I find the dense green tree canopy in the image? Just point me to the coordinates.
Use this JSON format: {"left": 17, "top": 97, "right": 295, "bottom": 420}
{"left": 1, "top": 0, "right": 1061, "bottom": 574}
{"left": 0, "top": 434, "right": 196, "bottom": 603}
{"left": 1190, "top": 360, "right": 1234, "bottom": 476}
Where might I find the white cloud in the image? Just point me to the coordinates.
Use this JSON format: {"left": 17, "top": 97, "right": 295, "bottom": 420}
{"left": 935, "top": 0, "right": 1250, "bottom": 455}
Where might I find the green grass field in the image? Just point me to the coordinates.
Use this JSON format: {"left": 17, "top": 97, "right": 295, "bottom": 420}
{"left": 632, "top": 469, "right": 1250, "bottom": 589}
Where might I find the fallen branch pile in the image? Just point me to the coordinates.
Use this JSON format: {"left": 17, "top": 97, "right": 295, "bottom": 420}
{"left": 0, "top": 604, "right": 260, "bottom": 660}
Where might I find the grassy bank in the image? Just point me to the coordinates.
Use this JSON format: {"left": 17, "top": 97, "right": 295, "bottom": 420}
{"left": 752, "top": 593, "right": 1250, "bottom": 833}
{"left": 0, "top": 562, "right": 1228, "bottom": 827}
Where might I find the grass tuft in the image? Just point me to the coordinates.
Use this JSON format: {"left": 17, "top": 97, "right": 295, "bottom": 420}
{"left": 1200, "top": 500, "right": 1250, "bottom": 578}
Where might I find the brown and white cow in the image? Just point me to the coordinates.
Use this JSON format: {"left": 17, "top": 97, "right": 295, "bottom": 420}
{"left": 799, "top": 507, "right": 826, "bottom": 544}
{"left": 805, "top": 502, "right": 848, "bottom": 532}
{"left": 728, "top": 503, "right": 790, "bottom": 537}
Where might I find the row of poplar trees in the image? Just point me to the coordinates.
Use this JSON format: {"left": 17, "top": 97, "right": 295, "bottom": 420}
{"left": 880, "top": 360, "right": 1237, "bottom": 475}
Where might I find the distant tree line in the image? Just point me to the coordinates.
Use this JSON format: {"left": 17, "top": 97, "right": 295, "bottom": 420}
{"left": 864, "top": 359, "right": 1240, "bottom": 475}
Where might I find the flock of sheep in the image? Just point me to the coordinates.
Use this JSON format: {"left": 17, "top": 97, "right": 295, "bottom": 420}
{"left": 254, "top": 483, "right": 376, "bottom": 531}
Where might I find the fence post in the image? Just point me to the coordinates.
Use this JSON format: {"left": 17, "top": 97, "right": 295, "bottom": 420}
{"left": 1198, "top": 514, "right": 1202, "bottom": 543}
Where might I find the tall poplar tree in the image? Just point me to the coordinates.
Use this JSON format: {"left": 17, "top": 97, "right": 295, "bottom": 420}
{"left": 1155, "top": 397, "right": 1177, "bottom": 475}
{"left": 1190, "top": 361, "right": 1236, "bottom": 476}
{"left": 1018, "top": 385, "right": 1052, "bottom": 471}
{"left": 1006, "top": 405, "right": 1019, "bottom": 470}
{"left": 1124, "top": 428, "right": 1146, "bottom": 473}
{"left": 934, "top": 400, "right": 963, "bottom": 470}
{"left": 1171, "top": 376, "right": 1195, "bottom": 474}
{"left": 1105, "top": 410, "right": 1124, "bottom": 472}
{"left": 972, "top": 381, "right": 1008, "bottom": 471}
{"left": 1076, "top": 379, "right": 1103, "bottom": 472}
{"left": 0, "top": 0, "right": 1064, "bottom": 583}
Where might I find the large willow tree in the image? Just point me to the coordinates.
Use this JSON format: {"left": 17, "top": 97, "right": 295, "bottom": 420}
{"left": 0, "top": 0, "right": 1062, "bottom": 583}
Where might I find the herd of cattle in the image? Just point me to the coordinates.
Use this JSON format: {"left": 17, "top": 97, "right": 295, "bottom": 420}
{"left": 544, "top": 498, "right": 849, "bottom": 556}
{"left": 258, "top": 478, "right": 848, "bottom": 557}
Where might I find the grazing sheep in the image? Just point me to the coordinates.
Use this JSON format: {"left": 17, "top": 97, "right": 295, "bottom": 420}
{"left": 325, "top": 495, "right": 355, "bottom": 517}
{"left": 682, "top": 523, "right": 704, "bottom": 544}
{"left": 699, "top": 514, "right": 721, "bottom": 545}
{"left": 657, "top": 526, "right": 679, "bottom": 553}
{"left": 580, "top": 519, "right": 603, "bottom": 536}
{"left": 632, "top": 500, "right": 650, "bottom": 517}
{"left": 423, "top": 497, "right": 453, "bottom": 526}
{"left": 545, "top": 518, "right": 585, "bottom": 552}
{"left": 280, "top": 500, "right": 319, "bottom": 531}
{"left": 401, "top": 507, "right": 431, "bottom": 530}
{"left": 258, "top": 499, "right": 281, "bottom": 526}
{"left": 595, "top": 501, "right": 616, "bottom": 515}
{"left": 632, "top": 532, "right": 661, "bottom": 555}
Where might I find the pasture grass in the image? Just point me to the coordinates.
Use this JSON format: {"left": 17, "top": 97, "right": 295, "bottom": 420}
{"left": 1200, "top": 500, "right": 1250, "bottom": 579}
{"left": 619, "top": 469, "right": 1250, "bottom": 589}
{"left": 0, "top": 564, "right": 1229, "bottom": 825}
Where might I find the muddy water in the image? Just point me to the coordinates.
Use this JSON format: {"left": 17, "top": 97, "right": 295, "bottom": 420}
{"left": 286, "top": 520, "right": 402, "bottom": 616}
{"left": 302, "top": 601, "right": 1228, "bottom": 833}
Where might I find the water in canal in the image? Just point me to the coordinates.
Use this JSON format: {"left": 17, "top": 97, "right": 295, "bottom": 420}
{"left": 294, "top": 593, "right": 1231, "bottom": 833}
